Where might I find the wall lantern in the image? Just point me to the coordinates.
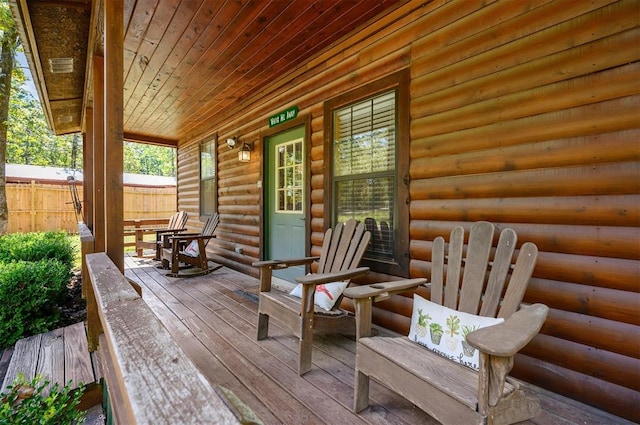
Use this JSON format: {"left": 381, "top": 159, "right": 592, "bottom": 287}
{"left": 238, "top": 142, "right": 253, "bottom": 162}
{"left": 226, "top": 137, "right": 237, "bottom": 149}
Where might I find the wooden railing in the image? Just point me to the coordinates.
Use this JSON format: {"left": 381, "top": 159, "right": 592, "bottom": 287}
{"left": 123, "top": 218, "right": 170, "bottom": 254}
{"left": 83, "top": 252, "right": 243, "bottom": 424}
{"left": 82, "top": 218, "right": 172, "bottom": 256}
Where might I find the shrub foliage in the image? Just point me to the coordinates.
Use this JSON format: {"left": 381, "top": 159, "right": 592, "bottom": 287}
{"left": 0, "top": 232, "right": 75, "bottom": 349}
{"left": 0, "top": 374, "right": 85, "bottom": 424}
{"left": 0, "top": 232, "right": 75, "bottom": 269}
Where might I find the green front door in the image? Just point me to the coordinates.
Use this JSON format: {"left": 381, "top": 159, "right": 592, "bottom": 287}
{"left": 265, "top": 126, "right": 306, "bottom": 282}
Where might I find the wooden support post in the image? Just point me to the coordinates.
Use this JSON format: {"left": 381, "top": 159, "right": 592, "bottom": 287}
{"left": 104, "top": 0, "right": 124, "bottom": 272}
{"left": 93, "top": 56, "right": 105, "bottom": 253}
{"left": 83, "top": 107, "right": 94, "bottom": 229}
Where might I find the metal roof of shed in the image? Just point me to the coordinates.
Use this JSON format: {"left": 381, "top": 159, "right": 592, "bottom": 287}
{"left": 5, "top": 163, "right": 176, "bottom": 187}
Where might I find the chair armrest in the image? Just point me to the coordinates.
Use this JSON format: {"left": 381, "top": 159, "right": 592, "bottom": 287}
{"left": 252, "top": 256, "right": 319, "bottom": 269}
{"left": 295, "top": 267, "right": 369, "bottom": 285}
{"left": 466, "top": 303, "right": 549, "bottom": 357}
{"left": 171, "top": 234, "right": 217, "bottom": 243}
{"left": 166, "top": 232, "right": 199, "bottom": 239}
{"left": 155, "top": 227, "right": 187, "bottom": 236}
{"left": 167, "top": 233, "right": 213, "bottom": 241}
{"left": 343, "top": 278, "right": 427, "bottom": 301}
{"left": 346, "top": 277, "right": 424, "bottom": 341}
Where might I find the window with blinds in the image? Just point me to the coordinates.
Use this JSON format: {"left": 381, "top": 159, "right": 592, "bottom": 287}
{"left": 200, "top": 138, "right": 216, "bottom": 217}
{"left": 333, "top": 91, "right": 396, "bottom": 261}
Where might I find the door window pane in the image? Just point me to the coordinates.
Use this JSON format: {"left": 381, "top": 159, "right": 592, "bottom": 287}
{"left": 275, "top": 138, "right": 304, "bottom": 213}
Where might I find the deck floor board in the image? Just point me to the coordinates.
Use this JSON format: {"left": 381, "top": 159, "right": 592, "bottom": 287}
{"left": 0, "top": 322, "right": 102, "bottom": 409}
{"left": 124, "top": 255, "right": 633, "bottom": 425}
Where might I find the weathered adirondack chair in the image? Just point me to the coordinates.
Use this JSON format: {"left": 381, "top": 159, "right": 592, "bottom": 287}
{"left": 253, "top": 218, "right": 371, "bottom": 375}
{"left": 136, "top": 211, "right": 188, "bottom": 259}
{"left": 344, "top": 221, "right": 548, "bottom": 425}
{"left": 161, "top": 213, "right": 222, "bottom": 277}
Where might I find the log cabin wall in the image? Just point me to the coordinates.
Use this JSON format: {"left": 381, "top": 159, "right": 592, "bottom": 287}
{"left": 176, "top": 1, "right": 640, "bottom": 421}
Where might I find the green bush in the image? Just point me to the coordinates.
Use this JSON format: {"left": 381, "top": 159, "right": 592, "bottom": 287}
{"left": 0, "top": 374, "right": 85, "bottom": 424}
{"left": 0, "top": 260, "right": 71, "bottom": 349}
{"left": 0, "top": 232, "right": 75, "bottom": 270}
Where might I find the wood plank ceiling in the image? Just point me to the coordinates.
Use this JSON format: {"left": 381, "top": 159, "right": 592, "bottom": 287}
{"left": 12, "top": 0, "right": 406, "bottom": 143}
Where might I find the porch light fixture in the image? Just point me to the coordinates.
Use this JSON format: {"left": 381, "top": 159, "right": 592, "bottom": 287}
{"left": 226, "top": 137, "right": 237, "bottom": 149}
{"left": 238, "top": 142, "right": 253, "bottom": 162}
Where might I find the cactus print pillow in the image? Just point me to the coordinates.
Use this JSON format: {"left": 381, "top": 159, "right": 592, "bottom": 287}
{"left": 408, "top": 294, "right": 504, "bottom": 370}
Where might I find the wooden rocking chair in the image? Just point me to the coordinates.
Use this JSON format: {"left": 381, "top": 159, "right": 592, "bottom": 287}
{"left": 161, "top": 213, "right": 222, "bottom": 277}
{"left": 136, "top": 211, "right": 188, "bottom": 259}
{"left": 252, "top": 218, "right": 371, "bottom": 375}
{"left": 344, "top": 221, "right": 548, "bottom": 425}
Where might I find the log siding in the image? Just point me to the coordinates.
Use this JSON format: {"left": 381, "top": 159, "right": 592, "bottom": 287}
{"left": 175, "top": 1, "right": 640, "bottom": 421}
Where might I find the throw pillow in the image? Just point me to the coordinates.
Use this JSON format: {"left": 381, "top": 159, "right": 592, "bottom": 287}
{"left": 183, "top": 240, "right": 200, "bottom": 257}
{"left": 408, "top": 294, "right": 504, "bottom": 370}
{"left": 289, "top": 281, "right": 348, "bottom": 311}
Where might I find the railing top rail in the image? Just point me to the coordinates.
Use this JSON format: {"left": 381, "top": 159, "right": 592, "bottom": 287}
{"left": 85, "top": 253, "right": 240, "bottom": 424}
{"left": 78, "top": 222, "right": 95, "bottom": 242}
{"left": 123, "top": 218, "right": 171, "bottom": 227}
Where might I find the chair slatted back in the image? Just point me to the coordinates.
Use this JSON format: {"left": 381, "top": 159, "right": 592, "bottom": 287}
{"left": 167, "top": 212, "right": 179, "bottom": 229}
{"left": 431, "top": 221, "right": 538, "bottom": 319}
{"left": 201, "top": 213, "right": 220, "bottom": 242}
{"left": 167, "top": 211, "right": 188, "bottom": 230}
{"left": 317, "top": 219, "right": 371, "bottom": 275}
{"left": 176, "top": 211, "right": 188, "bottom": 229}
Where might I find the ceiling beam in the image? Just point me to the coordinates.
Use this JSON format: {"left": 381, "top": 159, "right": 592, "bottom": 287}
{"left": 31, "top": 1, "right": 91, "bottom": 10}
{"left": 123, "top": 132, "right": 178, "bottom": 147}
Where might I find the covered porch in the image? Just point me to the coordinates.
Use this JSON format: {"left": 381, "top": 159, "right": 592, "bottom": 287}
{"left": 9, "top": 0, "right": 639, "bottom": 422}
{"left": 121, "top": 254, "right": 631, "bottom": 425}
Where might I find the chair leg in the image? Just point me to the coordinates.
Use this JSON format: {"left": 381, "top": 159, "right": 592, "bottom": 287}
{"left": 257, "top": 313, "right": 269, "bottom": 340}
{"left": 298, "top": 334, "right": 313, "bottom": 376}
{"left": 354, "top": 370, "right": 370, "bottom": 413}
{"left": 297, "top": 284, "right": 316, "bottom": 375}
{"left": 199, "top": 256, "right": 208, "bottom": 273}
{"left": 171, "top": 250, "right": 180, "bottom": 275}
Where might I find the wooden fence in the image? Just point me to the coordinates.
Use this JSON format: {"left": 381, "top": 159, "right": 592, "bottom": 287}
{"left": 6, "top": 181, "right": 176, "bottom": 234}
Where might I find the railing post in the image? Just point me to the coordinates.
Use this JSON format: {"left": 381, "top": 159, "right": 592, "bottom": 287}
{"left": 79, "top": 222, "right": 100, "bottom": 351}
{"left": 134, "top": 220, "right": 143, "bottom": 257}
{"left": 79, "top": 223, "right": 95, "bottom": 299}
{"left": 85, "top": 273, "right": 102, "bottom": 352}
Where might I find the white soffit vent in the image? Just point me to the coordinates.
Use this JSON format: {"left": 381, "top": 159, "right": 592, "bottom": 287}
{"left": 58, "top": 115, "right": 73, "bottom": 123}
{"left": 49, "top": 58, "right": 74, "bottom": 74}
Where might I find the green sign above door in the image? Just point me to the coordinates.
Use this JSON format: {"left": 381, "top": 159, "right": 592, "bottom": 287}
{"left": 268, "top": 106, "right": 298, "bottom": 127}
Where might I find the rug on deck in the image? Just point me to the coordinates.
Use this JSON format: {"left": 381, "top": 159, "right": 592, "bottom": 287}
{"left": 233, "top": 287, "right": 259, "bottom": 304}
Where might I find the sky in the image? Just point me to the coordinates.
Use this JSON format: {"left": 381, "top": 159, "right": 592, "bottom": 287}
{"left": 16, "top": 50, "right": 40, "bottom": 101}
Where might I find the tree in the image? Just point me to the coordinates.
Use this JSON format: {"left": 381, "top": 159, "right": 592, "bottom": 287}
{"left": 0, "top": 1, "right": 19, "bottom": 235}
{"left": 6, "top": 84, "right": 80, "bottom": 170}
{"left": 124, "top": 141, "right": 175, "bottom": 177}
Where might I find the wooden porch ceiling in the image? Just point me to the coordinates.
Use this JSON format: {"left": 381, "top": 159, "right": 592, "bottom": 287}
{"left": 11, "top": 0, "right": 406, "bottom": 143}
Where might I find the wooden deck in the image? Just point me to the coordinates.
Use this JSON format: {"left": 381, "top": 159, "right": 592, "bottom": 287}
{"left": 0, "top": 322, "right": 103, "bottom": 410}
{"left": 124, "top": 255, "right": 633, "bottom": 425}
